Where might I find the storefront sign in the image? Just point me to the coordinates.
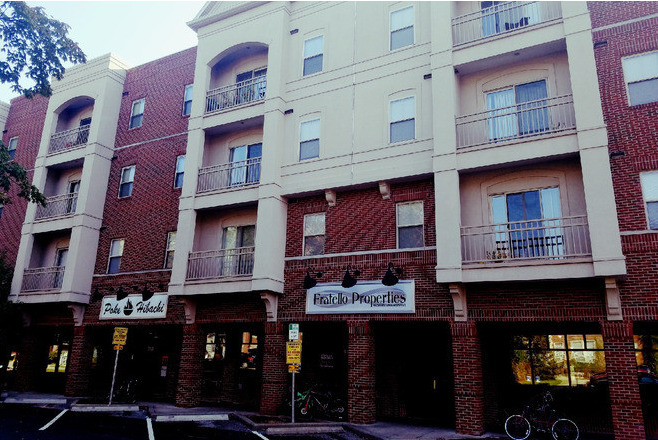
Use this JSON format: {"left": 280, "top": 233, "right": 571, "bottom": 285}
{"left": 306, "top": 280, "right": 415, "bottom": 314}
{"left": 100, "top": 294, "right": 168, "bottom": 320}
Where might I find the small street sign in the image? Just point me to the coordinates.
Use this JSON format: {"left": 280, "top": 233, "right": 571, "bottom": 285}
{"left": 288, "top": 364, "right": 300, "bottom": 373}
{"left": 286, "top": 341, "right": 302, "bottom": 365}
{"left": 112, "top": 327, "right": 128, "bottom": 345}
{"left": 289, "top": 323, "right": 299, "bottom": 341}
{"left": 113, "top": 345, "right": 124, "bottom": 351}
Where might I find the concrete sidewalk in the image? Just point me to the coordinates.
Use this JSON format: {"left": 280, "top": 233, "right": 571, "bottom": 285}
{"left": 0, "top": 391, "right": 508, "bottom": 439}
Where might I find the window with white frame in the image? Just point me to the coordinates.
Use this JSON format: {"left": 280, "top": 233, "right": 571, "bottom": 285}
{"left": 164, "top": 231, "right": 176, "bottom": 269}
{"left": 304, "top": 213, "right": 326, "bottom": 256}
{"left": 182, "top": 85, "right": 193, "bottom": 116}
{"left": 303, "top": 35, "right": 323, "bottom": 76}
{"left": 6, "top": 137, "right": 17, "bottom": 160}
{"left": 390, "top": 96, "right": 415, "bottom": 143}
{"left": 119, "top": 165, "right": 135, "bottom": 198}
{"left": 107, "top": 239, "right": 125, "bottom": 274}
{"left": 641, "top": 172, "right": 658, "bottom": 230}
{"left": 397, "top": 201, "right": 424, "bottom": 248}
{"left": 390, "top": 6, "right": 414, "bottom": 51}
{"left": 129, "top": 98, "right": 145, "bottom": 128}
{"left": 174, "top": 155, "right": 185, "bottom": 189}
{"left": 300, "top": 119, "right": 320, "bottom": 160}
{"left": 622, "top": 52, "right": 658, "bottom": 106}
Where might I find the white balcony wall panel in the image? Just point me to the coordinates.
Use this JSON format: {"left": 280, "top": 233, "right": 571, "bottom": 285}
{"left": 209, "top": 50, "right": 268, "bottom": 91}
{"left": 192, "top": 208, "right": 257, "bottom": 253}
{"left": 203, "top": 129, "right": 263, "bottom": 168}
{"left": 28, "top": 235, "right": 70, "bottom": 268}
{"left": 55, "top": 103, "right": 93, "bottom": 133}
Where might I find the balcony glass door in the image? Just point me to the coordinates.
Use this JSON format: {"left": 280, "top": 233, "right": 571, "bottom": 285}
{"left": 66, "top": 180, "right": 80, "bottom": 214}
{"left": 221, "top": 225, "right": 255, "bottom": 276}
{"left": 229, "top": 143, "right": 262, "bottom": 186}
{"left": 492, "top": 187, "right": 563, "bottom": 258}
{"left": 54, "top": 248, "right": 68, "bottom": 288}
{"left": 487, "top": 80, "right": 548, "bottom": 141}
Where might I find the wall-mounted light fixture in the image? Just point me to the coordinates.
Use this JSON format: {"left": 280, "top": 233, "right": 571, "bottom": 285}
{"left": 341, "top": 265, "right": 360, "bottom": 288}
{"left": 93, "top": 282, "right": 164, "bottom": 302}
{"left": 382, "top": 262, "right": 403, "bottom": 286}
{"left": 303, "top": 268, "right": 323, "bottom": 289}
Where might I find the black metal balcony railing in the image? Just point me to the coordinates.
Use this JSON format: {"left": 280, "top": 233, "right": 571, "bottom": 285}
{"left": 452, "top": 1, "right": 562, "bottom": 46}
{"left": 197, "top": 157, "right": 262, "bottom": 193}
{"left": 205, "top": 76, "right": 267, "bottom": 114}
{"left": 460, "top": 215, "right": 591, "bottom": 264}
{"left": 49, "top": 125, "right": 90, "bottom": 154}
{"left": 186, "top": 246, "right": 255, "bottom": 280}
{"left": 455, "top": 94, "right": 576, "bottom": 149}
{"left": 35, "top": 193, "right": 78, "bottom": 220}
{"left": 21, "top": 266, "right": 65, "bottom": 292}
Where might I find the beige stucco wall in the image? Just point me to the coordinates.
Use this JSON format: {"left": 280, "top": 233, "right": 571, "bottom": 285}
{"left": 204, "top": 128, "right": 263, "bottom": 167}
{"left": 193, "top": 207, "right": 257, "bottom": 252}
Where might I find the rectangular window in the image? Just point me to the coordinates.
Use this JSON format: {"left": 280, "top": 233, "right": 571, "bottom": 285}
{"left": 397, "top": 201, "right": 424, "bottom": 248}
{"left": 487, "top": 80, "right": 548, "bottom": 141}
{"left": 164, "top": 231, "right": 176, "bottom": 269}
{"left": 107, "top": 239, "right": 125, "bottom": 274}
{"left": 512, "top": 334, "right": 605, "bottom": 387}
{"left": 304, "top": 213, "right": 326, "bottom": 256}
{"left": 303, "top": 35, "right": 323, "bottom": 76}
{"left": 174, "top": 155, "right": 185, "bottom": 189}
{"left": 641, "top": 172, "right": 658, "bottom": 230}
{"left": 205, "top": 332, "right": 226, "bottom": 361}
{"left": 390, "top": 6, "right": 414, "bottom": 50}
{"left": 240, "top": 331, "right": 259, "bottom": 370}
{"left": 0, "top": 204, "right": 3, "bottom": 219}
{"left": 7, "top": 137, "right": 17, "bottom": 160}
{"left": 129, "top": 98, "right": 145, "bottom": 129}
{"left": 183, "top": 85, "right": 193, "bottom": 116}
{"left": 300, "top": 119, "right": 320, "bottom": 160}
{"left": 634, "top": 335, "right": 658, "bottom": 381}
{"left": 491, "top": 187, "right": 563, "bottom": 259}
{"left": 390, "top": 97, "right": 415, "bottom": 143}
{"left": 119, "top": 165, "right": 135, "bottom": 198}
{"left": 623, "top": 52, "right": 658, "bottom": 106}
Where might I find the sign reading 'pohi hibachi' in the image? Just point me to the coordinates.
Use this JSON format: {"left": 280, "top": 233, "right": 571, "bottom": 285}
{"left": 306, "top": 280, "right": 415, "bottom": 314}
{"left": 100, "top": 294, "right": 168, "bottom": 320}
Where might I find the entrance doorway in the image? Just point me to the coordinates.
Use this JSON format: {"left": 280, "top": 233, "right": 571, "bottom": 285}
{"left": 37, "top": 328, "right": 73, "bottom": 393}
{"left": 375, "top": 322, "right": 455, "bottom": 426}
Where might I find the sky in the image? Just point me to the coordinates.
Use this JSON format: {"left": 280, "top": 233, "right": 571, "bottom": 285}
{"left": 0, "top": 1, "right": 207, "bottom": 103}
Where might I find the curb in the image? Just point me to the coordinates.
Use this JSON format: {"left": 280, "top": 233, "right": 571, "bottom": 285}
{"left": 153, "top": 413, "right": 230, "bottom": 422}
{"left": 2, "top": 397, "right": 68, "bottom": 405}
{"left": 233, "top": 412, "right": 345, "bottom": 435}
{"left": 70, "top": 404, "right": 141, "bottom": 412}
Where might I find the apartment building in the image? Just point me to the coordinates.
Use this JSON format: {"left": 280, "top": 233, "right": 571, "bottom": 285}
{"left": 0, "top": 2, "right": 655, "bottom": 438}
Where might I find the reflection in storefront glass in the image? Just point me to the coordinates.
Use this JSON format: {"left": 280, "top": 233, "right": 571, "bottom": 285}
{"left": 7, "top": 352, "right": 17, "bottom": 371}
{"left": 58, "top": 349, "right": 69, "bottom": 373}
{"left": 46, "top": 345, "right": 59, "bottom": 373}
{"left": 512, "top": 333, "right": 606, "bottom": 387}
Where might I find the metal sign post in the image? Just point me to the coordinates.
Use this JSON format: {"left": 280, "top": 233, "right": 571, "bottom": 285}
{"left": 291, "top": 367, "right": 296, "bottom": 423}
{"left": 109, "top": 327, "right": 128, "bottom": 405}
{"left": 287, "top": 324, "right": 301, "bottom": 423}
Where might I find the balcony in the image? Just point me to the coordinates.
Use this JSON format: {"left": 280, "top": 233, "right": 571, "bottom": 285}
{"left": 455, "top": 94, "right": 575, "bottom": 149}
{"left": 21, "top": 266, "right": 65, "bottom": 292}
{"left": 186, "top": 247, "right": 255, "bottom": 280}
{"left": 49, "top": 125, "right": 90, "bottom": 154}
{"left": 197, "top": 157, "right": 262, "bottom": 193}
{"left": 452, "top": 1, "right": 562, "bottom": 46}
{"left": 35, "top": 193, "right": 78, "bottom": 220}
{"left": 205, "top": 76, "right": 267, "bottom": 114}
{"left": 461, "top": 215, "right": 591, "bottom": 265}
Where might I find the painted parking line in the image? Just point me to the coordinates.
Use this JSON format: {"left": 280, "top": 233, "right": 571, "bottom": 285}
{"left": 252, "top": 431, "right": 270, "bottom": 440}
{"left": 146, "top": 417, "right": 155, "bottom": 440}
{"left": 39, "top": 409, "right": 69, "bottom": 431}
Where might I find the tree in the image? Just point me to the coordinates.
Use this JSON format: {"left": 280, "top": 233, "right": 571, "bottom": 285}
{"left": 0, "top": 1, "right": 86, "bottom": 98}
{"left": 0, "top": 141, "right": 45, "bottom": 206}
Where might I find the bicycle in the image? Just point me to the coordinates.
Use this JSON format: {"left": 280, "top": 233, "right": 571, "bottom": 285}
{"left": 288, "top": 386, "right": 346, "bottom": 421}
{"left": 504, "top": 391, "right": 579, "bottom": 440}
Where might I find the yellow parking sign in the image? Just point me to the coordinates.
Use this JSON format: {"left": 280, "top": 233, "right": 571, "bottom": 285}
{"left": 286, "top": 341, "right": 302, "bottom": 365}
{"left": 112, "top": 327, "right": 128, "bottom": 345}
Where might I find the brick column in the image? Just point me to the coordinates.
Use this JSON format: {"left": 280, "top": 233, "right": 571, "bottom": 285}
{"left": 602, "top": 321, "right": 646, "bottom": 440}
{"left": 175, "top": 324, "right": 203, "bottom": 407}
{"left": 451, "top": 321, "right": 484, "bottom": 435}
{"left": 347, "top": 320, "right": 376, "bottom": 424}
{"left": 260, "top": 321, "right": 286, "bottom": 415}
{"left": 65, "top": 326, "right": 93, "bottom": 397}
{"left": 14, "top": 328, "right": 38, "bottom": 392}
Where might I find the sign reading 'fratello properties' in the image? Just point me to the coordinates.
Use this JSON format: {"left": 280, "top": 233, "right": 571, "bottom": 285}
{"left": 306, "top": 280, "right": 415, "bottom": 314}
{"left": 100, "top": 294, "right": 168, "bottom": 320}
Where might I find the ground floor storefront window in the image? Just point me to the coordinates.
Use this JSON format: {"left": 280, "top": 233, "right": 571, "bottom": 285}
{"left": 201, "top": 324, "right": 262, "bottom": 409}
{"left": 512, "top": 334, "right": 605, "bottom": 387}
{"left": 635, "top": 331, "right": 658, "bottom": 438}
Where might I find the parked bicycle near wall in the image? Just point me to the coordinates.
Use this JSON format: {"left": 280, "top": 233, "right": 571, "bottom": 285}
{"left": 504, "top": 391, "right": 579, "bottom": 440}
{"left": 287, "top": 385, "right": 346, "bottom": 421}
